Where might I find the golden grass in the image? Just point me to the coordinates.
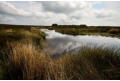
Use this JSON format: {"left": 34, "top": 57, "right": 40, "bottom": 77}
{"left": 62, "top": 47, "right": 120, "bottom": 80}
{"left": 1, "top": 25, "right": 120, "bottom": 79}
{"left": 4, "top": 42, "right": 66, "bottom": 80}
{"left": 0, "top": 27, "right": 46, "bottom": 51}
{"left": 0, "top": 27, "right": 120, "bottom": 80}
{"left": 3, "top": 42, "right": 120, "bottom": 80}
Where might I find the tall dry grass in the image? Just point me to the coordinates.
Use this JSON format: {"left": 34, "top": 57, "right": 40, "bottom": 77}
{"left": 4, "top": 42, "right": 66, "bottom": 80}
{"left": 2, "top": 42, "right": 120, "bottom": 80}
{"left": 62, "top": 47, "right": 120, "bottom": 80}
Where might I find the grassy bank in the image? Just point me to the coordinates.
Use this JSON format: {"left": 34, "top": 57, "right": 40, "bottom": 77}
{"left": 0, "top": 26, "right": 46, "bottom": 79}
{"left": 0, "top": 26, "right": 46, "bottom": 49}
{"left": 0, "top": 43, "right": 120, "bottom": 80}
{"left": 42, "top": 26, "right": 120, "bottom": 38}
{"left": 1, "top": 24, "right": 120, "bottom": 37}
{"left": 0, "top": 24, "right": 120, "bottom": 80}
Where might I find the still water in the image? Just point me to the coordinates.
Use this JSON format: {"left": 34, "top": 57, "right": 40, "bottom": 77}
{"left": 41, "top": 29, "right": 120, "bottom": 56}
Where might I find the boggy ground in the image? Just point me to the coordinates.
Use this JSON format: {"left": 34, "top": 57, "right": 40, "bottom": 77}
{"left": 0, "top": 24, "right": 120, "bottom": 80}
{"left": 41, "top": 25, "right": 120, "bottom": 38}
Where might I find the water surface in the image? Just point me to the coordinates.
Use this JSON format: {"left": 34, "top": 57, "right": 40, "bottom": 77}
{"left": 41, "top": 29, "right": 120, "bottom": 55}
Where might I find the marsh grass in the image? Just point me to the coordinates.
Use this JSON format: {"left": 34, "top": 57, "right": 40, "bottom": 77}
{"left": 0, "top": 27, "right": 46, "bottom": 49}
{"left": 62, "top": 47, "right": 120, "bottom": 79}
{"left": 43, "top": 26, "right": 120, "bottom": 37}
{"left": 3, "top": 42, "right": 66, "bottom": 80}
{"left": 1, "top": 43, "right": 120, "bottom": 80}
{"left": 0, "top": 25, "right": 120, "bottom": 80}
{"left": 108, "top": 28, "right": 120, "bottom": 34}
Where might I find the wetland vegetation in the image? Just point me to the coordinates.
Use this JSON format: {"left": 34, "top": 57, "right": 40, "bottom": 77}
{"left": 0, "top": 24, "right": 120, "bottom": 80}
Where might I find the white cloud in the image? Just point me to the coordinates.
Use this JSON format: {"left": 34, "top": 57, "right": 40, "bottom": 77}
{"left": 0, "top": 1, "right": 120, "bottom": 26}
{"left": 0, "top": 2, "right": 31, "bottom": 16}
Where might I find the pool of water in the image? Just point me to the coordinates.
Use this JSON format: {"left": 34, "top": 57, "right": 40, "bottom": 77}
{"left": 41, "top": 29, "right": 120, "bottom": 56}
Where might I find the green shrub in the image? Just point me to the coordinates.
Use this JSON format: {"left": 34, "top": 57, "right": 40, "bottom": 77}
{"left": 80, "top": 24, "right": 87, "bottom": 28}
{"left": 108, "top": 28, "right": 120, "bottom": 34}
{"left": 52, "top": 24, "right": 58, "bottom": 27}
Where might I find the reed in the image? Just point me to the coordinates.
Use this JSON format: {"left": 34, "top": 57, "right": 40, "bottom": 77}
{"left": 0, "top": 26, "right": 120, "bottom": 80}
{"left": 4, "top": 42, "right": 66, "bottom": 80}
{"left": 3, "top": 44, "right": 120, "bottom": 80}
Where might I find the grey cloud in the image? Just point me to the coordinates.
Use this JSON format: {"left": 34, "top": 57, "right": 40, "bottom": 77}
{"left": 95, "top": 13, "right": 111, "bottom": 19}
{"left": 39, "top": 2, "right": 90, "bottom": 14}
{"left": 0, "top": 15, "right": 15, "bottom": 22}
{"left": 0, "top": 2, "right": 31, "bottom": 17}
{"left": 0, "top": 1, "right": 120, "bottom": 26}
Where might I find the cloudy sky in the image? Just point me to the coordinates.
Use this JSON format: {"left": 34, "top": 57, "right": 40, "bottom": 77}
{"left": 0, "top": 1, "right": 120, "bottom": 26}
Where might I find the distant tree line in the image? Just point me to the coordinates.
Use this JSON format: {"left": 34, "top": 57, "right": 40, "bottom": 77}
{"left": 52, "top": 24, "right": 87, "bottom": 28}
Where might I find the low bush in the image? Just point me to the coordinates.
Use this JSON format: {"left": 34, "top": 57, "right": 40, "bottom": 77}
{"left": 108, "top": 28, "right": 120, "bottom": 34}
